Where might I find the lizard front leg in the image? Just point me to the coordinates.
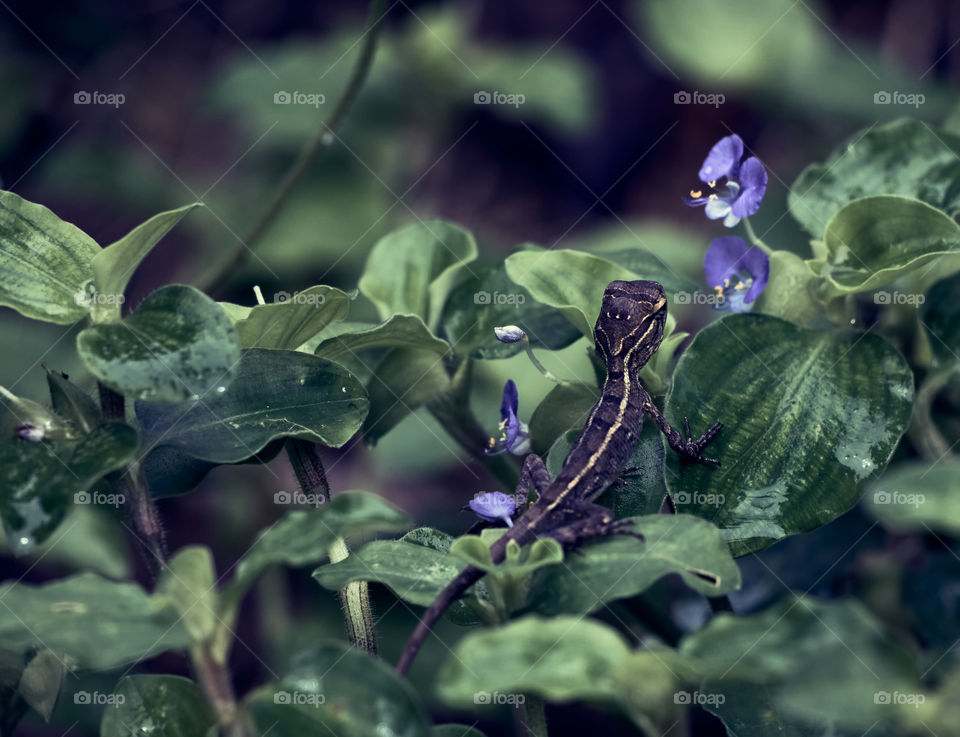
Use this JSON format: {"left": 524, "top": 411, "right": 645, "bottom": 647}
{"left": 540, "top": 502, "right": 645, "bottom": 548}
{"left": 640, "top": 392, "right": 722, "bottom": 467}
{"left": 514, "top": 453, "right": 551, "bottom": 509}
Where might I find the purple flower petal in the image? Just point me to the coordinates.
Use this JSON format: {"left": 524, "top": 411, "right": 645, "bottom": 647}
{"left": 741, "top": 248, "right": 770, "bottom": 303}
{"left": 469, "top": 492, "right": 516, "bottom": 527}
{"left": 730, "top": 157, "right": 767, "bottom": 218}
{"left": 485, "top": 380, "right": 529, "bottom": 455}
{"left": 704, "top": 236, "right": 750, "bottom": 287}
{"left": 698, "top": 134, "right": 743, "bottom": 183}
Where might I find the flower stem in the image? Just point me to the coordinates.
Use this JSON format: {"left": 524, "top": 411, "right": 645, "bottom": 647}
{"left": 200, "top": 0, "right": 389, "bottom": 296}
{"left": 908, "top": 365, "right": 960, "bottom": 460}
{"left": 741, "top": 218, "right": 773, "bottom": 255}
{"left": 522, "top": 340, "right": 565, "bottom": 384}
{"left": 518, "top": 695, "right": 549, "bottom": 737}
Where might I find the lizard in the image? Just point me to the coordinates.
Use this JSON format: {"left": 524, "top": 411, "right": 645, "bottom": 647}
{"left": 395, "top": 279, "right": 722, "bottom": 675}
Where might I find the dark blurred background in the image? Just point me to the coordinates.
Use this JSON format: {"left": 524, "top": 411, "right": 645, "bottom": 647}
{"left": 3, "top": 0, "right": 960, "bottom": 734}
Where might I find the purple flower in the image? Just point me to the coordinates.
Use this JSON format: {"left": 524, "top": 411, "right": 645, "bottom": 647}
{"left": 469, "top": 492, "right": 517, "bottom": 527}
{"left": 685, "top": 134, "right": 767, "bottom": 227}
{"left": 484, "top": 380, "right": 530, "bottom": 456}
{"left": 705, "top": 237, "right": 770, "bottom": 313}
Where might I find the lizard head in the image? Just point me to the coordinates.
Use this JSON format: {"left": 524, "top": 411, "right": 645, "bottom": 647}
{"left": 594, "top": 280, "right": 667, "bottom": 371}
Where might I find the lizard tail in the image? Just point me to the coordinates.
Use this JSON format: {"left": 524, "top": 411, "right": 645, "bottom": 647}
{"left": 395, "top": 565, "right": 485, "bottom": 675}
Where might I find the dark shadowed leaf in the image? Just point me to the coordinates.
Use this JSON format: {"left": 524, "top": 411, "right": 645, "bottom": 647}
{"left": 100, "top": 675, "right": 214, "bottom": 737}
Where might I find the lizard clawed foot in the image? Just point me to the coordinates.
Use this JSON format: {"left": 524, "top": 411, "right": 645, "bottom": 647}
{"left": 681, "top": 417, "right": 723, "bottom": 467}
{"left": 608, "top": 518, "right": 645, "bottom": 544}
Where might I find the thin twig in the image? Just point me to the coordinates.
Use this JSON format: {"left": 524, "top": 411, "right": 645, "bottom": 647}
{"left": 201, "top": 0, "right": 390, "bottom": 296}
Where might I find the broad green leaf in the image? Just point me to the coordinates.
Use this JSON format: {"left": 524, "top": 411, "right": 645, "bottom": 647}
{"left": 0, "top": 573, "right": 189, "bottom": 670}
{"left": 701, "top": 680, "right": 882, "bottom": 737}
{"left": 245, "top": 642, "right": 431, "bottom": 737}
{"left": 437, "top": 615, "right": 633, "bottom": 705}
{"left": 136, "top": 349, "right": 368, "bottom": 463}
{"left": 231, "top": 285, "right": 351, "bottom": 350}
{"left": 77, "top": 285, "right": 241, "bottom": 403}
{"left": 314, "top": 528, "right": 490, "bottom": 625}
{"left": 0, "top": 421, "right": 137, "bottom": 554}
{"left": 504, "top": 250, "right": 640, "bottom": 337}
{"left": 358, "top": 220, "right": 478, "bottom": 329}
{"left": 790, "top": 119, "right": 960, "bottom": 237}
{"left": 529, "top": 382, "right": 599, "bottom": 455}
{"left": 100, "top": 675, "right": 214, "bottom": 737}
{"left": 233, "top": 492, "right": 410, "bottom": 592}
{"left": 437, "top": 613, "right": 685, "bottom": 733}
{"left": 441, "top": 262, "right": 581, "bottom": 359}
{"left": 363, "top": 347, "right": 451, "bottom": 442}
{"left": 681, "top": 596, "right": 922, "bottom": 730}
{"left": 865, "top": 460, "right": 960, "bottom": 535}
{"left": 822, "top": 196, "right": 960, "bottom": 295}
{"left": 924, "top": 272, "right": 960, "bottom": 363}
{"left": 665, "top": 314, "right": 913, "bottom": 556}
{"left": 314, "top": 313, "right": 449, "bottom": 362}
{"left": 0, "top": 189, "right": 100, "bottom": 324}
{"left": 527, "top": 515, "right": 740, "bottom": 616}
{"left": 155, "top": 546, "right": 218, "bottom": 643}
{"left": 91, "top": 203, "right": 201, "bottom": 302}
{"left": 547, "top": 416, "right": 667, "bottom": 518}
{"left": 450, "top": 531, "right": 563, "bottom": 576}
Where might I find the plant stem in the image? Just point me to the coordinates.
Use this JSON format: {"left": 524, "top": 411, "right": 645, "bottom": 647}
{"left": 741, "top": 218, "right": 772, "bottom": 254}
{"left": 284, "top": 439, "right": 378, "bottom": 653}
{"left": 519, "top": 695, "right": 549, "bottom": 737}
{"left": 522, "top": 340, "right": 564, "bottom": 384}
{"left": 201, "top": 0, "right": 389, "bottom": 296}
{"left": 98, "top": 382, "right": 167, "bottom": 581}
{"left": 191, "top": 643, "right": 247, "bottom": 734}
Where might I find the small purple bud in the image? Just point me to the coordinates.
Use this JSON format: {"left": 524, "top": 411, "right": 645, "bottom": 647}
{"left": 494, "top": 325, "right": 527, "bottom": 343}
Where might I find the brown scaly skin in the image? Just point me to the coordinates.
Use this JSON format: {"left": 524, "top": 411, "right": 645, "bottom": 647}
{"left": 395, "top": 280, "right": 722, "bottom": 675}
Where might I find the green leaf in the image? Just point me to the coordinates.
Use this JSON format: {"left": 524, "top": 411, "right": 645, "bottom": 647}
{"left": 504, "top": 249, "right": 640, "bottom": 337}
{"left": 665, "top": 314, "right": 913, "bottom": 556}
{"left": 750, "top": 250, "right": 823, "bottom": 328}
{"left": 527, "top": 515, "right": 740, "bottom": 616}
{"left": 45, "top": 367, "right": 100, "bottom": 434}
{"left": 436, "top": 613, "right": 684, "bottom": 732}
{"left": 681, "top": 596, "right": 922, "bottom": 730}
{"left": 136, "top": 349, "right": 368, "bottom": 463}
{"left": 0, "top": 505, "right": 132, "bottom": 579}
{"left": 0, "top": 573, "right": 189, "bottom": 670}
{"left": 313, "top": 527, "right": 491, "bottom": 625}
{"left": 18, "top": 650, "right": 65, "bottom": 722}
{"left": 865, "top": 460, "right": 960, "bottom": 535}
{"left": 451, "top": 531, "right": 563, "bottom": 576}
{"left": 77, "top": 285, "right": 241, "bottom": 403}
{"left": 245, "top": 642, "right": 432, "bottom": 737}
{"left": 924, "top": 272, "right": 960, "bottom": 363}
{"left": 155, "top": 546, "right": 218, "bottom": 643}
{"left": 529, "top": 382, "right": 599, "bottom": 455}
{"left": 0, "top": 422, "right": 137, "bottom": 554}
{"left": 547, "top": 421, "right": 667, "bottom": 519}
{"left": 790, "top": 119, "right": 960, "bottom": 237}
{"left": 0, "top": 189, "right": 100, "bottom": 324}
{"left": 232, "top": 285, "right": 351, "bottom": 350}
{"left": 441, "top": 263, "right": 582, "bottom": 359}
{"left": 314, "top": 313, "right": 449, "bottom": 362}
{"left": 100, "top": 675, "right": 215, "bottom": 737}
{"left": 91, "top": 203, "right": 201, "bottom": 303}
{"left": 821, "top": 196, "right": 960, "bottom": 295}
{"left": 431, "top": 727, "right": 487, "bottom": 737}
{"left": 363, "top": 347, "right": 451, "bottom": 442}
{"left": 233, "top": 492, "right": 410, "bottom": 592}
{"left": 358, "top": 220, "right": 478, "bottom": 329}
